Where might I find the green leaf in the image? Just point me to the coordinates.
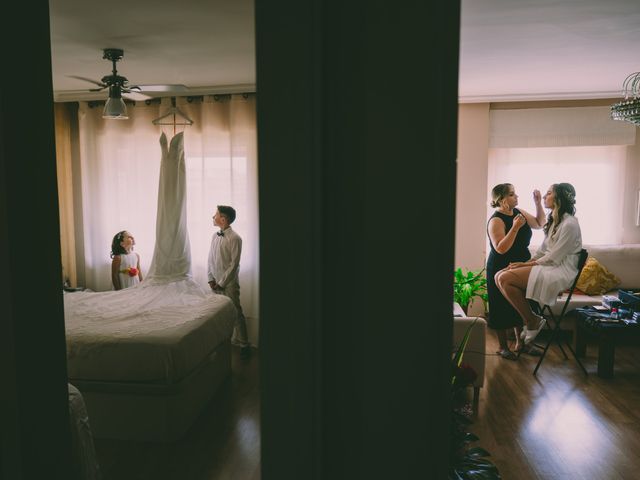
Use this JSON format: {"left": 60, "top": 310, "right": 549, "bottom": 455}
{"left": 463, "top": 470, "right": 501, "bottom": 479}
{"left": 461, "top": 458, "right": 497, "bottom": 469}
{"left": 451, "top": 318, "right": 478, "bottom": 385}
{"left": 463, "top": 432, "right": 479, "bottom": 442}
{"left": 453, "top": 268, "right": 488, "bottom": 312}
{"left": 467, "top": 447, "right": 491, "bottom": 458}
{"left": 449, "top": 470, "right": 465, "bottom": 480}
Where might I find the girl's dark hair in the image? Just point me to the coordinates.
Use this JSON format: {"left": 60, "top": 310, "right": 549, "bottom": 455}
{"left": 543, "top": 183, "right": 576, "bottom": 237}
{"left": 490, "top": 183, "right": 513, "bottom": 208}
{"left": 110, "top": 230, "right": 127, "bottom": 258}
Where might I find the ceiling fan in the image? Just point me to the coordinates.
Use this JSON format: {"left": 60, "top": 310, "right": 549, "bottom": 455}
{"left": 69, "top": 48, "right": 188, "bottom": 119}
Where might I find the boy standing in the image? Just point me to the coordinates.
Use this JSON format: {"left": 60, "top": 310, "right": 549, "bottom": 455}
{"left": 208, "top": 205, "right": 251, "bottom": 357}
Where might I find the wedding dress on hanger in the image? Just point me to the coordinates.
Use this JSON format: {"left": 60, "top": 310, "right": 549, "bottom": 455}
{"left": 145, "top": 131, "right": 193, "bottom": 283}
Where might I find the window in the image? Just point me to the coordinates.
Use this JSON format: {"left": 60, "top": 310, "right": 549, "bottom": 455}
{"left": 488, "top": 145, "right": 626, "bottom": 246}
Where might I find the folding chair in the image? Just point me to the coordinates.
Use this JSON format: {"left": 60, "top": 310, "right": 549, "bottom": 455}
{"left": 525, "top": 248, "right": 589, "bottom": 376}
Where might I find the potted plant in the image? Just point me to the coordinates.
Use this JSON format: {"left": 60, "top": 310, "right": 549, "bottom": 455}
{"left": 453, "top": 268, "right": 488, "bottom": 315}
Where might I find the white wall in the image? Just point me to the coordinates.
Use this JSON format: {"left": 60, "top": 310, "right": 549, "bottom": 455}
{"left": 455, "top": 103, "right": 490, "bottom": 272}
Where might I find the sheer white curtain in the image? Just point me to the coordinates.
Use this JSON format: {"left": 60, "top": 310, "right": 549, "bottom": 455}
{"left": 78, "top": 95, "right": 259, "bottom": 339}
{"left": 487, "top": 106, "right": 634, "bottom": 247}
{"left": 488, "top": 146, "right": 626, "bottom": 246}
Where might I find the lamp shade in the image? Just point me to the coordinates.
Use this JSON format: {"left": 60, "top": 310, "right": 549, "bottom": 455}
{"left": 103, "top": 97, "right": 129, "bottom": 119}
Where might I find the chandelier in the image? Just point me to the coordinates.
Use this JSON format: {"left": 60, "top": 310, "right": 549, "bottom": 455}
{"left": 610, "top": 72, "right": 640, "bottom": 126}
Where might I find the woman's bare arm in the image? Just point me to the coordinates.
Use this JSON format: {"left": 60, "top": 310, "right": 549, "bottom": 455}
{"left": 489, "top": 214, "right": 525, "bottom": 254}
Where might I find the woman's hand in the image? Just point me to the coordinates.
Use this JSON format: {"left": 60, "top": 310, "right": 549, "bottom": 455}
{"left": 507, "top": 261, "right": 531, "bottom": 270}
{"left": 507, "top": 260, "right": 537, "bottom": 270}
{"left": 533, "top": 189, "right": 542, "bottom": 204}
{"left": 513, "top": 213, "right": 526, "bottom": 230}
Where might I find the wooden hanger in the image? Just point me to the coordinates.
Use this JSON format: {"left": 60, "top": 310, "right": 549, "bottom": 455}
{"left": 152, "top": 97, "right": 194, "bottom": 135}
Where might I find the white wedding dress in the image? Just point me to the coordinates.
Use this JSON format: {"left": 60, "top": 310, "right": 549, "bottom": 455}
{"left": 146, "top": 131, "right": 192, "bottom": 283}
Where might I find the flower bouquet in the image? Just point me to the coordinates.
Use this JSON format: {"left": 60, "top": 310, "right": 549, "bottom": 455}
{"left": 122, "top": 267, "right": 138, "bottom": 277}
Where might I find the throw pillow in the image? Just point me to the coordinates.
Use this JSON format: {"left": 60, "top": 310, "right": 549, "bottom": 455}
{"left": 576, "top": 257, "right": 621, "bottom": 296}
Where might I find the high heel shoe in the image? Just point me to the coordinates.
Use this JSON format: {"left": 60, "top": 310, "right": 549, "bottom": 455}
{"left": 524, "top": 316, "right": 546, "bottom": 345}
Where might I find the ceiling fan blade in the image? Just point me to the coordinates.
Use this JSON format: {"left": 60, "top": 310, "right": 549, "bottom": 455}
{"left": 68, "top": 75, "right": 107, "bottom": 89}
{"left": 122, "top": 91, "right": 152, "bottom": 101}
{"left": 130, "top": 84, "right": 189, "bottom": 93}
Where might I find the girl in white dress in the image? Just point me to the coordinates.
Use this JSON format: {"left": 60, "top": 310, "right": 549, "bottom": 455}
{"left": 494, "top": 183, "right": 582, "bottom": 346}
{"left": 110, "top": 230, "right": 143, "bottom": 290}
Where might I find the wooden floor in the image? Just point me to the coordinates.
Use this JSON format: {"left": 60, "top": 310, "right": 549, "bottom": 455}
{"left": 472, "top": 327, "right": 640, "bottom": 480}
{"left": 93, "top": 328, "right": 640, "bottom": 480}
{"left": 93, "top": 346, "right": 261, "bottom": 480}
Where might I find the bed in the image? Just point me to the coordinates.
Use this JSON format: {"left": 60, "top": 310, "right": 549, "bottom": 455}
{"left": 64, "top": 132, "right": 239, "bottom": 442}
{"left": 64, "top": 279, "right": 236, "bottom": 442}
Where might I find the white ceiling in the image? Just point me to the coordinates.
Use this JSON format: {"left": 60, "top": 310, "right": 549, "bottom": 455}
{"left": 460, "top": 0, "right": 640, "bottom": 102}
{"left": 49, "top": 0, "right": 640, "bottom": 103}
{"left": 49, "top": 0, "right": 256, "bottom": 102}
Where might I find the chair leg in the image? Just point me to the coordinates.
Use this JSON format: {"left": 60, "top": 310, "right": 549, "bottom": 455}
{"left": 533, "top": 319, "right": 589, "bottom": 376}
{"left": 544, "top": 312, "right": 568, "bottom": 359}
{"left": 533, "top": 327, "right": 557, "bottom": 375}
{"left": 562, "top": 338, "right": 589, "bottom": 376}
{"left": 552, "top": 324, "right": 569, "bottom": 359}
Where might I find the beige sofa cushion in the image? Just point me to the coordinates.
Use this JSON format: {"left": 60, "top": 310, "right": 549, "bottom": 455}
{"left": 583, "top": 244, "right": 640, "bottom": 290}
{"left": 528, "top": 244, "right": 640, "bottom": 290}
{"left": 525, "top": 244, "right": 640, "bottom": 315}
{"left": 547, "top": 291, "right": 602, "bottom": 316}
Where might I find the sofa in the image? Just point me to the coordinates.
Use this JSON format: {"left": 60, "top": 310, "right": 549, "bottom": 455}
{"left": 536, "top": 244, "right": 640, "bottom": 315}
{"left": 453, "top": 302, "right": 486, "bottom": 404}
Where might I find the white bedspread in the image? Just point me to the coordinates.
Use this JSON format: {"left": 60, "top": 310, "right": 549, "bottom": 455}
{"left": 64, "top": 279, "right": 236, "bottom": 384}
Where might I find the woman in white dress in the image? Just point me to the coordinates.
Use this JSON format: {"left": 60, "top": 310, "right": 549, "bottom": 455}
{"left": 495, "top": 183, "right": 582, "bottom": 345}
{"left": 110, "top": 230, "right": 144, "bottom": 290}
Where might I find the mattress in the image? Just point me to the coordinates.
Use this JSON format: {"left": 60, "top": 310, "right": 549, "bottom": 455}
{"left": 64, "top": 279, "right": 236, "bottom": 384}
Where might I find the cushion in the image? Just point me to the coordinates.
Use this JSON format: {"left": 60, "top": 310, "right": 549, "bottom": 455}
{"left": 576, "top": 257, "right": 621, "bottom": 296}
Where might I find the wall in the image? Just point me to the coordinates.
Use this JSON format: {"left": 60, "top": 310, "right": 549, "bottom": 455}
{"left": 1, "top": 1, "right": 73, "bottom": 476}
{"left": 257, "top": 0, "right": 459, "bottom": 477}
{"left": 455, "top": 103, "right": 490, "bottom": 272}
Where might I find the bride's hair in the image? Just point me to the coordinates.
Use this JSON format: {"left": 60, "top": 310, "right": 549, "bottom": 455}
{"left": 543, "top": 183, "right": 576, "bottom": 237}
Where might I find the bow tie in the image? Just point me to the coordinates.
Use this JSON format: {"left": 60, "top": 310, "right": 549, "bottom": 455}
{"left": 217, "top": 231, "right": 225, "bottom": 237}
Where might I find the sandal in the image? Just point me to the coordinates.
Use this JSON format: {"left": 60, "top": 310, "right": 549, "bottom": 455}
{"left": 498, "top": 349, "right": 518, "bottom": 361}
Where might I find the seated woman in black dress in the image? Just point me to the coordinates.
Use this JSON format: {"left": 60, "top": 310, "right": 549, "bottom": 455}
{"left": 486, "top": 183, "right": 545, "bottom": 360}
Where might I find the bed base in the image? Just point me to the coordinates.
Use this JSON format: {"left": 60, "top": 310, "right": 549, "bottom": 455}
{"left": 71, "top": 340, "right": 231, "bottom": 442}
